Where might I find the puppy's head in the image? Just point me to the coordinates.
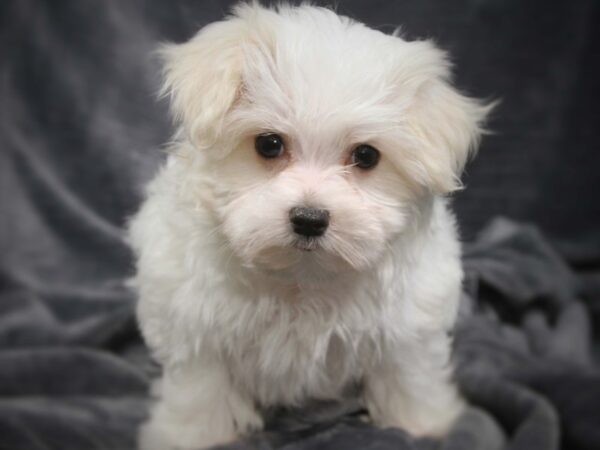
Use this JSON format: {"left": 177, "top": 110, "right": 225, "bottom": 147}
{"left": 160, "top": 3, "right": 491, "bottom": 277}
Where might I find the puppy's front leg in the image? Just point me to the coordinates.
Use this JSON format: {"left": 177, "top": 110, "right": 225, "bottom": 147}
{"left": 364, "top": 333, "right": 464, "bottom": 438}
{"left": 139, "top": 359, "right": 262, "bottom": 450}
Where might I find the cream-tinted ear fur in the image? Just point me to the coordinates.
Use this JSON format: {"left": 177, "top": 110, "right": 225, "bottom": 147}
{"left": 158, "top": 17, "right": 248, "bottom": 147}
{"left": 409, "top": 80, "right": 492, "bottom": 193}
{"left": 401, "top": 43, "right": 493, "bottom": 193}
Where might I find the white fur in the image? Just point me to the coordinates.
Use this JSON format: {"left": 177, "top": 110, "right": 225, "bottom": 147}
{"left": 129, "top": 3, "right": 491, "bottom": 449}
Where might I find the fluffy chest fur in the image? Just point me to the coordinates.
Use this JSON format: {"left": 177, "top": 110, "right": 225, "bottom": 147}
{"left": 217, "top": 275, "right": 388, "bottom": 406}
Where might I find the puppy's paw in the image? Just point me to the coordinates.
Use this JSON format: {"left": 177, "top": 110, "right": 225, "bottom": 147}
{"left": 138, "top": 416, "right": 236, "bottom": 450}
{"left": 369, "top": 391, "right": 466, "bottom": 439}
{"left": 396, "top": 396, "right": 465, "bottom": 438}
{"left": 138, "top": 400, "right": 263, "bottom": 450}
{"left": 365, "top": 358, "right": 466, "bottom": 439}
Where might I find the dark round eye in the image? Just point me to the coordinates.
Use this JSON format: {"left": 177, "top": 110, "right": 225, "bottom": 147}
{"left": 351, "top": 144, "right": 380, "bottom": 169}
{"left": 255, "top": 133, "right": 284, "bottom": 159}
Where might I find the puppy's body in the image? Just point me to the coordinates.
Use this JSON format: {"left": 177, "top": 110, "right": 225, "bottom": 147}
{"left": 130, "top": 4, "right": 490, "bottom": 449}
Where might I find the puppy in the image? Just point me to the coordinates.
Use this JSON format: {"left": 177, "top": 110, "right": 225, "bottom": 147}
{"left": 129, "top": 3, "right": 491, "bottom": 449}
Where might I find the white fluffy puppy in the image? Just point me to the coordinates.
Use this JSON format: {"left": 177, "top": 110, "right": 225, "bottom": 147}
{"left": 130, "top": 3, "right": 491, "bottom": 449}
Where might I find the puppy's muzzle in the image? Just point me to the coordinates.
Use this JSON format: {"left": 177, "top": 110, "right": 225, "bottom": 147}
{"left": 289, "top": 207, "right": 330, "bottom": 237}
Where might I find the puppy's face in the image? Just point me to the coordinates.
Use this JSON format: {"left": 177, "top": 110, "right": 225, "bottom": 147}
{"left": 161, "top": 5, "right": 490, "bottom": 276}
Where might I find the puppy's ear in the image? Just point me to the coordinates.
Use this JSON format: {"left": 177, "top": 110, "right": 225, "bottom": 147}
{"left": 158, "top": 18, "right": 248, "bottom": 147}
{"left": 402, "top": 43, "right": 494, "bottom": 193}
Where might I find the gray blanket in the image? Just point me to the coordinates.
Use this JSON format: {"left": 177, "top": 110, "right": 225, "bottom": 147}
{"left": 1, "top": 217, "right": 598, "bottom": 450}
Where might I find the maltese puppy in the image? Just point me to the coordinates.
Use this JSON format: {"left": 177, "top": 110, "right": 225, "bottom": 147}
{"left": 129, "top": 3, "right": 491, "bottom": 449}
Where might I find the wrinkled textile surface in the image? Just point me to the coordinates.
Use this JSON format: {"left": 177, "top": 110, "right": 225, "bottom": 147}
{"left": 2, "top": 1, "right": 600, "bottom": 450}
{"left": 1, "top": 219, "right": 599, "bottom": 450}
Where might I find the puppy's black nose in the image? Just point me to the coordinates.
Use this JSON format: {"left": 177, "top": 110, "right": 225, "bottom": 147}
{"left": 289, "top": 207, "right": 330, "bottom": 237}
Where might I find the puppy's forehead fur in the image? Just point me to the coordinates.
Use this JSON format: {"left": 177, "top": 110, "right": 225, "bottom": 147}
{"left": 235, "top": 5, "right": 446, "bottom": 153}
{"left": 242, "top": 5, "right": 443, "bottom": 104}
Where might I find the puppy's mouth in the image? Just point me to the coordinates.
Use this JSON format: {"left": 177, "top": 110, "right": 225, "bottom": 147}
{"left": 292, "top": 237, "right": 321, "bottom": 252}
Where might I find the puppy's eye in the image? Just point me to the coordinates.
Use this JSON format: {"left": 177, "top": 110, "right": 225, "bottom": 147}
{"left": 255, "top": 133, "right": 284, "bottom": 159}
{"left": 351, "top": 144, "right": 380, "bottom": 170}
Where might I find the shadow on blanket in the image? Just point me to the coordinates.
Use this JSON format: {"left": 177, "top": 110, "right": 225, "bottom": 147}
{"left": 0, "top": 218, "right": 598, "bottom": 450}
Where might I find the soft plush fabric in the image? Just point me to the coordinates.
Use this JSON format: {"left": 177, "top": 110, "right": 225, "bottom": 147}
{"left": 2, "top": 1, "right": 599, "bottom": 450}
